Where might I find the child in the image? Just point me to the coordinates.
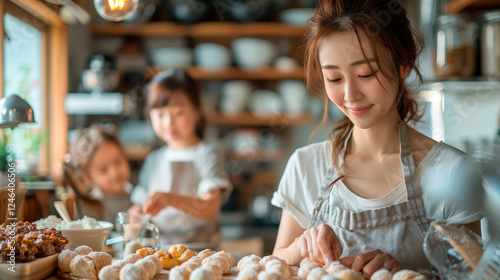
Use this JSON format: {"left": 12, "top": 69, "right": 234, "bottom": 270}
{"left": 271, "top": 0, "right": 483, "bottom": 277}
{"left": 130, "top": 69, "right": 232, "bottom": 250}
{"left": 62, "top": 124, "right": 133, "bottom": 223}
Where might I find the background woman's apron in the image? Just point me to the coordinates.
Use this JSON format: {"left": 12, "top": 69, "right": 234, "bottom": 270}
{"left": 307, "top": 122, "right": 432, "bottom": 271}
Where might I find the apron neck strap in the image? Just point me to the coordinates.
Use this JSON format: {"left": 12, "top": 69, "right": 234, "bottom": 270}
{"left": 398, "top": 121, "right": 420, "bottom": 198}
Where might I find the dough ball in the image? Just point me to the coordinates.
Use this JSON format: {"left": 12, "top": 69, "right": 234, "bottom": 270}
{"left": 371, "top": 269, "right": 392, "bottom": 280}
{"left": 238, "top": 255, "right": 262, "bottom": 271}
{"left": 111, "top": 259, "right": 130, "bottom": 270}
{"left": 125, "top": 253, "right": 143, "bottom": 264}
{"left": 190, "top": 267, "right": 216, "bottom": 280}
{"left": 298, "top": 263, "right": 320, "bottom": 279}
{"left": 136, "top": 258, "right": 157, "bottom": 279}
{"left": 179, "top": 249, "right": 196, "bottom": 263}
{"left": 155, "top": 250, "right": 179, "bottom": 269}
{"left": 321, "top": 276, "right": 340, "bottom": 280}
{"left": 120, "top": 263, "right": 148, "bottom": 280}
{"left": 169, "top": 244, "right": 188, "bottom": 258}
{"left": 136, "top": 247, "right": 156, "bottom": 258}
{"left": 300, "top": 257, "right": 323, "bottom": 267}
{"left": 187, "top": 256, "right": 203, "bottom": 266}
{"left": 257, "top": 271, "right": 287, "bottom": 280}
{"left": 203, "top": 255, "right": 230, "bottom": 272}
{"left": 392, "top": 269, "right": 425, "bottom": 280}
{"left": 70, "top": 255, "right": 97, "bottom": 279}
{"left": 202, "top": 262, "right": 224, "bottom": 276}
{"left": 182, "top": 261, "right": 201, "bottom": 273}
{"left": 198, "top": 249, "right": 215, "bottom": 259}
{"left": 144, "top": 255, "right": 163, "bottom": 274}
{"left": 259, "top": 256, "right": 281, "bottom": 267}
{"left": 237, "top": 267, "right": 259, "bottom": 280}
{"left": 215, "top": 250, "right": 235, "bottom": 267}
{"left": 98, "top": 265, "right": 121, "bottom": 280}
{"left": 88, "top": 251, "right": 112, "bottom": 273}
{"left": 265, "top": 259, "right": 289, "bottom": 278}
{"left": 58, "top": 249, "right": 78, "bottom": 273}
{"left": 332, "top": 269, "right": 364, "bottom": 280}
{"left": 306, "top": 267, "right": 327, "bottom": 280}
{"left": 324, "top": 262, "right": 348, "bottom": 276}
{"left": 242, "top": 261, "right": 263, "bottom": 273}
{"left": 74, "top": 245, "right": 93, "bottom": 255}
{"left": 170, "top": 265, "right": 191, "bottom": 280}
{"left": 123, "top": 241, "right": 143, "bottom": 258}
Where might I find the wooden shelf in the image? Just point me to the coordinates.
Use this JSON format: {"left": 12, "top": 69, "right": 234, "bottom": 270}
{"left": 90, "top": 22, "right": 307, "bottom": 38}
{"left": 445, "top": 0, "right": 500, "bottom": 13}
{"left": 207, "top": 112, "right": 313, "bottom": 126}
{"left": 188, "top": 66, "right": 304, "bottom": 80}
{"left": 227, "top": 149, "right": 285, "bottom": 162}
{"left": 189, "top": 22, "right": 307, "bottom": 37}
{"left": 145, "top": 66, "right": 304, "bottom": 80}
{"left": 90, "top": 22, "right": 187, "bottom": 36}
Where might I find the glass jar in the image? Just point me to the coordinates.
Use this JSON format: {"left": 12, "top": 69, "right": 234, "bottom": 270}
{"left": 481, "top": 10, "right": 500, "bottom": 78}
{"left": 434, "top": 15, "right": 477, "bottom": 78}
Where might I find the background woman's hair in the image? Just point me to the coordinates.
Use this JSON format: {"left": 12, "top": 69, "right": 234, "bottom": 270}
{"left": 69, "top": 124, "right": 123, "bottom": 173}
{"left": 304, "top": 0, "right": 424, "bottom": 174}
{"left": 145, "top": 69, "right": 205, "bottom": 139}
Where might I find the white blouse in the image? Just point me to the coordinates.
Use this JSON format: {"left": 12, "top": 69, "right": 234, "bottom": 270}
{"left": 271, "top": 140, "right": 484, "bottom": 229}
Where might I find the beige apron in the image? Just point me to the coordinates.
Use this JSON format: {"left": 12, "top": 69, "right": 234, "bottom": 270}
{"left": 307, "top": 122, "right": 432, "bottom": 271}
{"left": 150, "top": 159, "right": 220, "bottom": 250}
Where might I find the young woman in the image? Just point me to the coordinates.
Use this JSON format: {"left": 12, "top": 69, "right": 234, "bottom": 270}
{"left": 130, "top": 69, "right": 232, "bottom": 249}
{"left": 271, "top": 0, "right": 483, "bottom": 278}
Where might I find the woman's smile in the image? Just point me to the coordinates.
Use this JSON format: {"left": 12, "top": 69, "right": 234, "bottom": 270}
{"left": 346, "top": 104, "right": 374, "bottom": 116}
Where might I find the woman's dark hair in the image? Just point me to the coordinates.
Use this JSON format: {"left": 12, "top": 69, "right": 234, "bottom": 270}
{"left": 304, "top": 0, "right": 424, "bottom": 174}
{"left": 145, "top": 69, "right": 205, "bottom": 139}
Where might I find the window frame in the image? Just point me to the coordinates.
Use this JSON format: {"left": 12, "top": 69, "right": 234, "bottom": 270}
{"left": 1, "top": 0, "right": 68, "bottom": 176}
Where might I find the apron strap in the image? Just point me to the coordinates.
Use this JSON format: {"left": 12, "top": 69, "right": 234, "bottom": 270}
{"left": 398, "top": 121, "right": 419, "bottom": 199}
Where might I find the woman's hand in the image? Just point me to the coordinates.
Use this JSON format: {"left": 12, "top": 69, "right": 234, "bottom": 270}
{"left": 143, "top": 191, "right": 170, "bottom": 216}
{"left": 340, "top": 249, "right": 401, "bottom": 279}
{"left": 298, "top": 223, "right": 343, "bottom": 264}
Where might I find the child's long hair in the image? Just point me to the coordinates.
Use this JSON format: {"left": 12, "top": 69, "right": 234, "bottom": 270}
{"left": 145, "top": 69, "right": 205, "bottom": 139}
{"left": 304, "top": 0, "right": 424, "bottom": 174}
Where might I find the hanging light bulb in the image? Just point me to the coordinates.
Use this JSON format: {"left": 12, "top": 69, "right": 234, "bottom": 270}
{"left": 94, "top": 0, "right": 139, "bottom": 22}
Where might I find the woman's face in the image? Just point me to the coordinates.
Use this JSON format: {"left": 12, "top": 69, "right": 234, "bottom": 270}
{"left": 87, "top": 141, "right": 130, "bottom": 196}
{"left": 318, "top": 32, "right": 399, "bottom": 129}
{"left": 149, "top": 90, "right": 201, "bottom": 145}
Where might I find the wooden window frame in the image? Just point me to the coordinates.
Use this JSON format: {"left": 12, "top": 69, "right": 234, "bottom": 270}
{"left": 1, "top": 0, "right": 67, "bottom": 176}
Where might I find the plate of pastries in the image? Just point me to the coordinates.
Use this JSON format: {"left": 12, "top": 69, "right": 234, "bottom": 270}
{"left": 0, "top": 221, "right": 68, "bottom": 280}
{"left": 56, "top": 242, "right": 427, "bottom": 280}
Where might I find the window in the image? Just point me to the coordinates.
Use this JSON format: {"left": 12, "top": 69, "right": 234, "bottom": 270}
{"left": 1, "top": 0, "right": 68, "bottom": 176}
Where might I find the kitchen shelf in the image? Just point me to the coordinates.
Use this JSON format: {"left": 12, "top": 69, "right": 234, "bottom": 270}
{"left": 445, "top": 0, "right": 500, "bottom": 13}
{"left": 90, "top": 22, "right": 187, "bottom": 36}
{"left": 90, "top": 22, "right": 307, "bottom": 38}
{"left": 207, "top": 112, "right": 313, "bottom": 126}
{"left": 145, "top": 66, "right": 304, "bottom": 80}
{"left": 227, "top": 149, "right": 285, "bottom": 162}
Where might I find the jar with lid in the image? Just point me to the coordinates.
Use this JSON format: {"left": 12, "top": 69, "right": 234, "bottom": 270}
{"left": 434, "top": 15, "right": 477, "bottom": 78}
{"left": 481, "top": 10, "right": 500, "bottom": 79}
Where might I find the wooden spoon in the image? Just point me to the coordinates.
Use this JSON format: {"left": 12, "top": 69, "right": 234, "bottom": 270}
{"left": 54, "top": 201, "right": 72, "bottom": 223}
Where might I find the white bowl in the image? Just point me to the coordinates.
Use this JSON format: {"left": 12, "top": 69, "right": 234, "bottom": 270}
{"left": 248, "top": 90, "right": 283, "bottom": 116}
{"left": 232, "top": 38, "right": 276, "bottom": 69}
{"left": 277, "top": 80, "right": 308, "bottom": 114}
{"left": 194, "top": 43, "right": 231, "bottom": 69}
{"left": 151, "top": 47, "right": 192, "bottom": 68}
{"left": 280, "top": 8, "right": 315, "bottom": 26}
{"left": 60, "top": 221, "right": 114, "bottom": 251}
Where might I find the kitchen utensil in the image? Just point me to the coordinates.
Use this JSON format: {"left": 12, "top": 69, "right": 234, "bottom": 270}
{"left": 277, "top": 80, "right": 308, "bottom": 114}
{"left": 279, "top": 8, "right": 315, "bottom": 26}
{"left": 81, "top": 69, "right": 120, "bottom": 93}
{"left": 481, "top": 10, "right": 500, "bottom": 78}
{"left": 226, "top": 0, "right": 270, "bottom": 22}
{"left": 434, "top": 15, "right": 477, "bottom": 78}
{"left": 54, "top": 201, "right": 72, "bottom": 223}
{"left": 232, "top": 38, "right": 276, "bottom": 69}
{"left": 150, "top": 47, "right": 192, "bottom": 68}
{"left": 220, "top": 80, "right": 252, "bottom": 114}
{"left": 168, "top": 0, "right": 209, "bottom": 23}
{"left": 60, "top": 221, "right": 114, "bottom": 250}
{"left": 248, "top": 90, "right": 283, "bottom": 116}
{"left": 116, "top": 211, "right": 160, "bottom": 257}
{"left": 44, "top": 0, "right": 90, "bottom": 24}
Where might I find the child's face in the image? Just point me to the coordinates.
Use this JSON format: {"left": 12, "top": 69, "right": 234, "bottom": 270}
{"left": 149, "top": 91, "right": 201, "bottom": 145}
{"left": 86, "top": 141, "right": 130, "bottom": 196}
{"left": 318, "top": 32, "right": 400, "bottom": 129}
